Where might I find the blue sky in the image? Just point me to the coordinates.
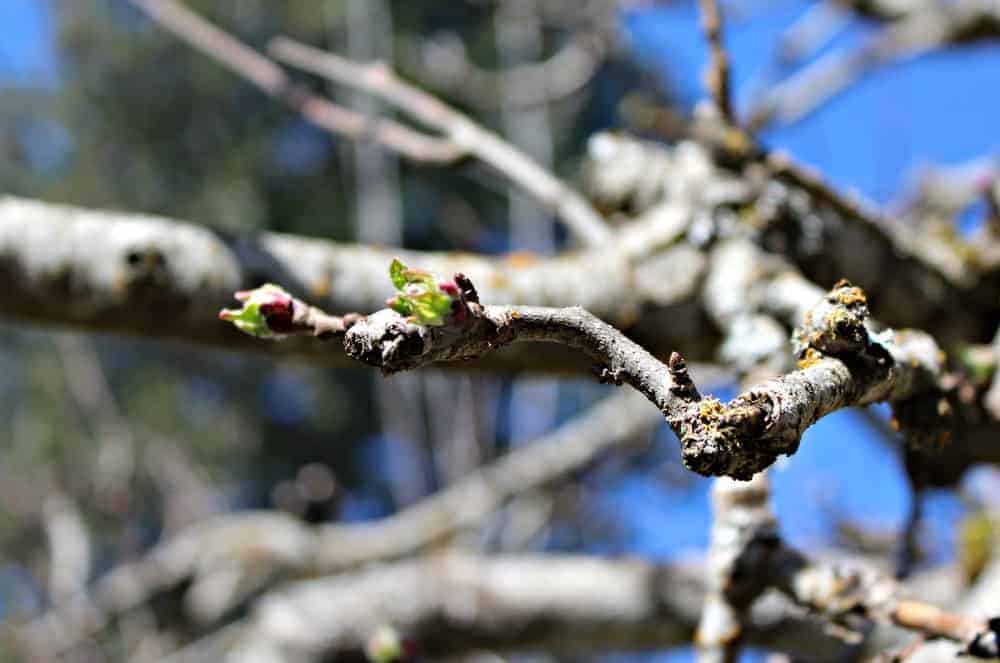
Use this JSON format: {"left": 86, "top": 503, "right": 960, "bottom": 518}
{"left": 0, "top": 1, "right": 57, "bottom": 85}
{"left": 623, "top": 1, "right": 1000, "bottom": 203}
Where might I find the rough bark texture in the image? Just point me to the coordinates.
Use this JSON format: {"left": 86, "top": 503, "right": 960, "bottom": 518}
{"left": 336, "top": 278, "right": 950, "bottom": 480}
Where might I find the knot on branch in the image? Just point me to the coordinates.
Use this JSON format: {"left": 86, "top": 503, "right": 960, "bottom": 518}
{"left": 668, "top": 352, "right": 701, "bottom": 401}
{"left": 344, "top": 309, "right": 432, "bottom": 374}
{"left": 670, "top": 393, "right": 783, "bottom": 481}
{"left": 671, "top": 279, "right": 950, "bottom": 481}
{"left": 344, "top": 269, "right": 517, "bottom": 374}
{"left": 792, "top": 279, "right": 870, "bottom": 359}
{"left": 791, "top": 280, "right": 953, "bottom": 453}
{"left": 343, "top": 305, "right": 515, "bottom": 374}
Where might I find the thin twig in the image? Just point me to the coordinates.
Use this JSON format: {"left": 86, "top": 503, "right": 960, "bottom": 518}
{"left": 769, "top": 539, "right": 999, "bottom": 656}
{"left": 698, "top": 0, "right": 736, "bottom": 123}
{"left": 127, "top": 0, "right": 462, "bottom": 163}
{"left": 778, "top": 1, "right": 853, "bottom": 64}
{"left": 401, "top": 31, "right": 608, "bottom": 110}
{"left": 268, "top": 36, "right": 612, "bottom": 247}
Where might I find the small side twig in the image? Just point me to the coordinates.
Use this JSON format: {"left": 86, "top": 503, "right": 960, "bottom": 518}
{"left": 768, "top": 543, "right": 1000, "bottom": 657}
{"left": 401, "top": 31, "right": 609, "bottom": 110}
{"left": 698, "top": 0, "right": 736, "bottom": 123}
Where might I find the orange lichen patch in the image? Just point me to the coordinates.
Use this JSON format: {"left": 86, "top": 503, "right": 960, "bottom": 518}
{"left": 797, "top": 347, "right": 824, "bottom": 369}
{"left": 824, "top": 307, "right": 853, "bottom": 327}
{"left": 505, "top": 251, "right": 539, "bottom": 269}
{"left": 833, "top": 284, "right": 867, "bottom": 307}
{"left": 698, "top": 398, "right": 725, "bottom": 420}
{"left": 509, "top": 310, "right": 522, "bottom": 319}
{"left": 831, "top": 277, "right": 853, "bottom": 290}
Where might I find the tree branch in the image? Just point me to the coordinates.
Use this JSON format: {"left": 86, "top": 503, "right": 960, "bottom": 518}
{"left": 14, "top": 388, "right": 674, "bottom": 653}
{"left": 126, "top": 0, "right": 461, "bottom": 163}
{"left": 228, "top": 552, "right": 849, "bottom": 660}
{"left": 696, "top": 473, "right": 777, "bottom": 662}
{"left": 126, "top": 0, "right": 611, "bottom": 247}
{"left": 691, "top": 449, "right": 999, "bottom": 660}
{"left": 247, "top": 270, "right": 950, "bottom": 480}
{"left": 768, "top": 545, "right": 1000, "bottom": 658}
{"left": 0, "top": 196, "right": 685, "bottom": 372}
{"left": 267, "top": 36, "right": 611, "bottom": 247}
{"left": 689, "top": 118, "right": 1000, "bottom": 345}
{"left": 400, "top": 31, "right": 609, "bottom": 110}
{"left": 220, "top": 550, "right": 995, "bottom": 661}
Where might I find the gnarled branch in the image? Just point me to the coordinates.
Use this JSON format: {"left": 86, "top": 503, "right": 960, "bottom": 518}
{"left": 242, "top": 271, "right": 950, "bottom": 480}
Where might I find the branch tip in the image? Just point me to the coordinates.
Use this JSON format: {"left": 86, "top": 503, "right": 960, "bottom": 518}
{"left": 668, "top": 352, "right": 701, "bottom": 402}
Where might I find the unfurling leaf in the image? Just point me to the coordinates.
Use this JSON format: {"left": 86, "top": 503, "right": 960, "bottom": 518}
{"left": 389, "top": 257, "right": 407, "bottom": 290}
{"left": 219, "top": 284, "right": 295, "bottom": 338}
{"left": 386, "top": 259, "right": 461, "bottom": 327}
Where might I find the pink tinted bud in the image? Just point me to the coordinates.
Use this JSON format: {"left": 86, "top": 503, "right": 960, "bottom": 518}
{"left": 438, "top": 280, "right": 459, "bottom": 297}
{"left": 259, "top": 295, "right": 294, "bottom": 333}
{"left": 219, "top": 284, "right": 295, "bottom": 338}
